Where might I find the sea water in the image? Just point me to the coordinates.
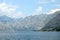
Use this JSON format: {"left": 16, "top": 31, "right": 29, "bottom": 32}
{"left": 0, "top": 31, "right": 60, "bottom": 40}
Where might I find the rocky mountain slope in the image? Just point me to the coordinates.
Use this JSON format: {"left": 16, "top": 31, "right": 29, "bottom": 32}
{"left": 0, "top": 14, "right": 49, "bottom": 32}
{"left": 42, "top": 11, "right": 60, "bottom": 31}
{"left": 0, "top": 11, "right": 60, "bottom": 32}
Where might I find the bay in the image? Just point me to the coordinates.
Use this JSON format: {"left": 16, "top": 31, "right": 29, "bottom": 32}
{"left": 0, "top": 32, "right": 60, "bottom": 40}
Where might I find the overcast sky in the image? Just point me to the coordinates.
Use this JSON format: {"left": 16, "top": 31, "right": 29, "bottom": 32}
{"left": 0, "top": 0, "right": 60, "bottom": 18}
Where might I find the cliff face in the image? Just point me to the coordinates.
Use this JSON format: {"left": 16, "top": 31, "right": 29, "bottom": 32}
{"left": 42, "top": 11, "right": 60, "bottom": 31}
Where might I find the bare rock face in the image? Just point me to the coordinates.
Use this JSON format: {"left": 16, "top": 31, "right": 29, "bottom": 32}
{"left": 42, "top": 11, "right": 60, "bottom": 31}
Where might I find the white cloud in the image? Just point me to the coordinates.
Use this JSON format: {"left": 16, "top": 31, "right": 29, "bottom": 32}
{"left": 37, "top": 0, "right": 56, "bottom": 4}
{"left": 37, "top": 0, "right": 48, "bottom": 4}
{"left": 50, "top": 9, "right": 60, "bottom": 13}
{"left": 32, "top": 6, "right": 43, "bottom": 15}
{"left": 0, "top": 2, "right": 25, "bottom": 18}
{"left": 50, "top": 0, "right": 56, "bottom": 2}
{"left": 46, "top": 9, "right": 60, "bottom": 14}
{"left": 9, "top": 12, "right": 25, "bottom": 18}
{"left": 0, "top": 2, "right": 15, "bottom": 13}
{"left": 33, "top": 7, "right": 60, "bottom": 15}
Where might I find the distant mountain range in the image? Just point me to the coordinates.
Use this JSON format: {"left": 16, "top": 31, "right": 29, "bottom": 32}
{"left": 0, "top": 11, "right": 60, "bottom": 32}
{"left": 0, "top": 15, "right": 15, "bottom": 22}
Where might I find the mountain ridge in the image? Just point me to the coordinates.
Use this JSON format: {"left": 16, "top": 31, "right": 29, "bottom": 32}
{"left": 0, "top": 11, "right": 60, "bottom": 32}
{"left": 41, "top": 11, "right": 60, "bottom": 31}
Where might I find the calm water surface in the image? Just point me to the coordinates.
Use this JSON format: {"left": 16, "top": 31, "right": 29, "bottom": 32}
{"left": 0, "top": 32, "right": 60, "bottom": 40}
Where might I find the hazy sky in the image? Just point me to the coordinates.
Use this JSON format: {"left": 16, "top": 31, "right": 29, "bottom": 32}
{"left": 0, "top": 0, "right": 60, "bottom": 18}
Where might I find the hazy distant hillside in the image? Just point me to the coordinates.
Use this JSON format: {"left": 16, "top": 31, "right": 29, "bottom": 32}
{"left": 17, "top": 14, "right": 49, "bottom": 31}
{"left": 0, "top": 11, "right": 60, "bottom": 32}
{"left": 0, "top": 15, "right": 15, "bottom": 22}
{"left": 42, "top": 11, "right": 60, "bottom": 31}
{"left": 0, "top": 14, "right": 49, "bottom": 32}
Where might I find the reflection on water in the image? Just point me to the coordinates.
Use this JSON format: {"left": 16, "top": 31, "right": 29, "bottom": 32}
{"left": 50, "top": 32, "right": 60, "bottom": 40}
{"left": 0, "top": 32, "right": 60, "bottom": 40}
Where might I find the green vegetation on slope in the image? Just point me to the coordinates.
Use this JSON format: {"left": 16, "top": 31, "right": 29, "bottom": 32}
{"left": 53, "top": 26, "right": 60, "bottom": 31}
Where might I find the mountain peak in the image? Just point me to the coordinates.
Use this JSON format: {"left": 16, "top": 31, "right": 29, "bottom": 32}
{"left": 0, "top": 15, "right": 14, "bottom": 22}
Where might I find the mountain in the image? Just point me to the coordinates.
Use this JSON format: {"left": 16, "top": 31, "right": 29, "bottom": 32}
{"left": 0, "top": 15, "right": 16, "bottom": 32}
{"left": 0, "top": 11, "right": 60, "bottom": 32}
{"left": 0, "top": 15, "right": 14, "bottom": 22}
{"left": 41, "top": 11, "right": 60, "bottom": 31}
{"left": 17, "top": 14, "right": 49, "bottom": 31}
{"left": 0, "top": 14, "right": 49, "bottom": 32}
